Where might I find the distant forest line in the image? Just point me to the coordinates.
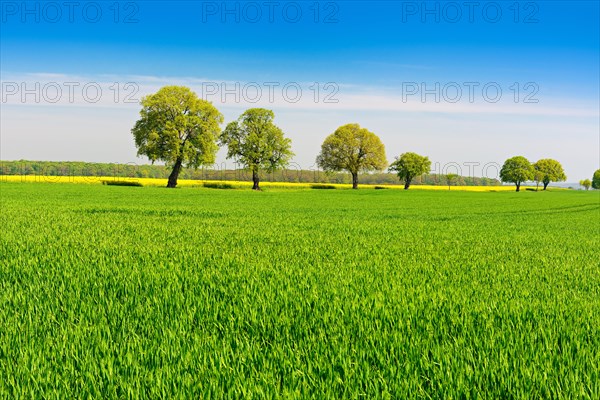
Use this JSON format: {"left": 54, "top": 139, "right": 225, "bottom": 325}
{"left": 0, "top": 160, "right": 501, "bottom": 186}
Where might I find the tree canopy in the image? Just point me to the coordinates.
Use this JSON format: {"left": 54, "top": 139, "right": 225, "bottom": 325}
{"left": 131, "top": 86, "right": 223, "bottom": 188}
{"left": 533, "top": 169, "right": 545, "bottom": 191}
{"left": 500, "top": 156, "right": 534, "bottom": 192}
{"left": 316, "top": 123, "right": 387, "bottom": 189}
{"left": 445, "top": 173, "right": 459, "bottom": 190}
{"left": 580, "top": 179, "right": 592, "bottom": 190}
{"left": 220, "top": 108, "right": 293, "bottom": 190}
{"left": 388, "top": 152, "right": 432, "bottom": 190}
{"left": 533, "top": 159, "right": 566, "bottom": 190}
{"left": 592, "top": 169, "right": 600, "bottom": 190}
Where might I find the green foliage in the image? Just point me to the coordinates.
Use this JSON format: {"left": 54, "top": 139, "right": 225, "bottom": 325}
{"left": 593, "top": 169, "right": 600, "bottom": 190}
{"left": 101, "top": 180, "right": 143, "bottom": 187}
{"left": 203, "top": 182, "right": 236, "bottom": 189}
{"left": 533, "top": 169, "right": 545, "bottom": 191}
{"left": 388, "top": 152, "right": 432, "bottom": 189}
{"left": 500, "top": 156, "right": 534, "bottom": 191}
{"left": 220, "top": 108, "right": 293, "bottom": 190}
{"left": 310, "top": 184, "right": 336, "bottom": 189}
{"left": 445, "top": 173, "right": 459, "bottom": 190}
{"left": 131, "top": 86, "right": 223, "bottom": 187}
{"left": 580, "top": 179, "right": 592, "bottom": 190}
{"left": 534, "top": 159, "right": 566, "bottom": 190}
{"left": 0, "top": 160, "right": 502, "bottom": 186}
{"left": 1, "top": 182, "right": 599, "bottom": 398}
{"left": 316, "top": 123, "right": 387, "bottom": 188}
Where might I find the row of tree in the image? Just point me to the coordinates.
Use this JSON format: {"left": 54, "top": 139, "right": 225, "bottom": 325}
{"left": 499, "top": 156, "right": 566, "bottom": 192}
{"left": 0, "top": 161, "right": 501, "bottom": 186}
{"left": 499, "top": 157, "right": 600, "bottom": 192}
{"left": 131, "top": 86, "right": 596, "bottom": 191}
{"left": 131, "top": 86, "right": 429, "bottom": 189}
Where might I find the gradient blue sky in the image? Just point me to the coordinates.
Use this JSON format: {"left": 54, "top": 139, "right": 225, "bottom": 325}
{"left": 1, "top": 1, "right": 599, "bottom": 180}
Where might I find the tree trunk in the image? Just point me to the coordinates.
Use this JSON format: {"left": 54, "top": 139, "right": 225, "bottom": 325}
{"left": 515, "top": 182, "right": 521, "bottom": 192}
{"left": 167, "top": 158, "right": 183, "bottom": 188}
{"left": 543, "top": 181, "right": 549, "bottom": 190}
{"left": 351, "top": 172, "right": 358, "bottom": 189}
{"left": 404, "top": 180, "right": 411, "bottom": 190}
{"left": 252, "top": 170, "right": 260, "bottom": 190}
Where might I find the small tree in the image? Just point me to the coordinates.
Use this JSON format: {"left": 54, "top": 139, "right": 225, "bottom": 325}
{"left": 445, "top": 173, "right": 458, "bottom": 190}
{"left": 500, "top": 156, "right": 534, "bottom": 192}
{"left": 580, "top": 179, "right": 592, "bottom": 190}
{"left": 132, "top": 86, "right": 223, "bottom": 188}
{"left": 220, "top": 108, "right": 293, "bottom": 190}
{"left": 316, "top": 123, "right": 387, "bottom": 189}
{"left": 389, "top": 152, "right": 432, "bottom": 190}
{"left": 533, "top": 159, "right": 567, "bottom": 190}
{"left": 592, "top": 169, "right": 600, "bottom": 190}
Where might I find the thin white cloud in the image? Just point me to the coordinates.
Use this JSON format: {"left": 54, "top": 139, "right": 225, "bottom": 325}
{"left": 1, "top": 72, "right": 598, "bottom": 118}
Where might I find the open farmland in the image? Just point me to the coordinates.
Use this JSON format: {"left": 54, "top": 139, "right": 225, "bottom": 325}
{"left": 1, "top": 182, "right": 599, "bottom": 398}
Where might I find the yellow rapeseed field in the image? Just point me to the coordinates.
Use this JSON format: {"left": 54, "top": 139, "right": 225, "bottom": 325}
{"left": 0, "top": 175, "right": 545, "bottom": 191}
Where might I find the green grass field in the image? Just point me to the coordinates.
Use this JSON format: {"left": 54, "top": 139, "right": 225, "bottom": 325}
{"left": 1, "top": 182, "right": 599, "bottom": 398}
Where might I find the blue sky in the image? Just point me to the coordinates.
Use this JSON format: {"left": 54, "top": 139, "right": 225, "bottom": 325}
{"left": 1, "top": 1, "right": 599, "bottom": 180}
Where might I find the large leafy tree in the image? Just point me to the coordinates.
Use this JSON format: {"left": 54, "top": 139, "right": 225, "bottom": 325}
{"left": 533, "top": 159, "right": 566, "bottom": 190}
{"left": 316, "top": 123, "right": 387, "bottom": 189}
{"left": 500, "top": 156, "right": 534, "bottom": 192}
{"left": 388, "top": 152, "right": 432, "bottom": 190}
{"left": 592, "top": 169, "right": 600, "bottom": 190}
{"left": 132, "top": 86, "right": 223, "bottom": 188}
{"left": 220, "top": 108, "right": 293, "bottom": 190}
